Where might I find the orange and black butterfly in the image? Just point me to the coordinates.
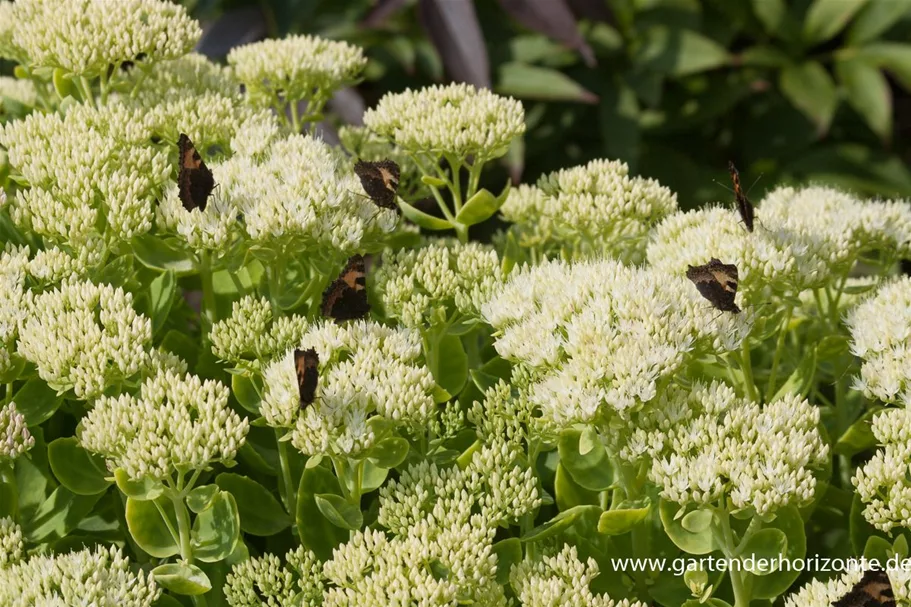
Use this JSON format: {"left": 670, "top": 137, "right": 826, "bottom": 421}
{"left": 354, "top": 159, "right": 400, "bottom": 213}
{"left": 294, "top": 348, "right": 319, "bottom": 410}
{"left": 728, "top": 161, "right": 755, "bottom": 232}
{"left": 321, "top": 254, "right": 370, "bottom": 322}
{"left": 833, "top": 569, "right": 895, "bottom": 607}
{"left": 177, "top": 133, "right": 215, "bottom": 212}
{"left": 685, "top": 258, "right": 740, "bottom": 314}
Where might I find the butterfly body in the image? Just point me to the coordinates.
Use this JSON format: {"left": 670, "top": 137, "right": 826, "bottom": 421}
{"left": 686, "top": 258, "right": 740, "bottom": 313}
{"left": 321, "top": 254, "right": 370, "bottom": 322}
{"left": 177, "top": 133, "right": 215, "bottom": 212}
{"left": 832, "top": 569, "right": 895, "bottom": 607}
{"left": 354, "top": 159, "right": 400, "bottom": 212}
{"left": 728, "top": 161, "right": 755, "bottom": 232}
{"left": 294, "top": 348, "right": 319, "bottom": 410}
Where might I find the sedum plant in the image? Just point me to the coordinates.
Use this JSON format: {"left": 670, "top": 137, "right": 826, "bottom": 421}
{"left": 2, "top": 1, "right": 911, "bottom": 605}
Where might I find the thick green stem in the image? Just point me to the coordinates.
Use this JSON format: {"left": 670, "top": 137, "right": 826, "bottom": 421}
{"left": 445, "top": 155, "right": 463, "bottom": 212}
{"left": 78, "top": 76, "right": 96, "bottom": 108}
{"left": 276, "top": 431, "right": 297, "bottom": 515}
{"left": 764, "top": 305, "right": 793, "bottom": 401}
{"left": 289, "top": 99, "right": 302, "bottom": 134}
{"left": 199, "top": 252, "right": 217, "bottom": 342}
{"left": 718, "top": 507, "right": 751, "bottom": 607}
{"left": 4, "top": 383, "right": 12, "bottom": 406}
{"left": 739, "top": 343, "right": 759, "bottom": 403}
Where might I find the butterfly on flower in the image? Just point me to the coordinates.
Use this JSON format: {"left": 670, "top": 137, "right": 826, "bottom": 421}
{"left": 832, "top": 569, "right": 895, "bottom": 607}
{"left": 293, "top": 348, "right": 319, "bottom": 410}
{"left": 321, "top": 254, "right": 370, "bottom": 322}
{"left": 354, "top": 159, "right": 400, "bottom": 213}
{"left": 686, "top": 258, "right": 740, "bottom": 314}
{"left": 728, "top": 161, "right": 755, "bottom": 232}
{"left": 177, "top": 133, "right": 215, "bottom": 212}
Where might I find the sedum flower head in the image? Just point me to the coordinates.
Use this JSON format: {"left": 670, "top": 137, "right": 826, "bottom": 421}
{"left": 0, "top": 77, "right": 38, "bottom": 111}
{"left": 852, "top": 407, "right": 911, "bottom": 532}
{"left": 846, "top": 276, "right": 911, "bottom": 405}
{"left": 649, "top": 186, "right": 904, "bottom": 297}
{"left": 228, "top": 34, "right": 366, "bottom": 110}
{"left": 783, "top": 568, "right": 911, "bottom": 607}
{"left": 0, "top": 542, "right": 159, "bottom": 607}
{"left": 0, "top": 244, "right": 29, "bottom": 375}
{"left": 260, "top": 321, "right": 436, "bottom": 456}
{"left": 80, "top": 369, "right": 249, "bottom": 482}
{"left": 363, "top": 83, "right": 525, "bottom": 159}
{"left": 376, "top": 239, "right": 502, "bottom": 327}
{"left": 217, "top": 133, "right": 396, "bottom": 252}
{"left": 649, "top": 382, "right": 828, "bottom": 516}
{"left": 511, "top": 545, "right": 646, "bottom": 607}
{"left": 503, "top": 161, "right": 677, "bottom": 263}
{"left": 225, "top": 546, "right": 323, "bottom": 607}
{"left": 0, "top": 103, "right": 171, "bottom": 250}
{"left": 0, "top": 404, "right": 34, "bottom": 461}
{"left": 469, "top": 380, "right": 533, "bottom": 447}
{"left": 18, "top": 279, "right": 151, "bottom": 400}
{"left": 210, "top": 296, "right": 309, "bottom": 369}
{"left": 482, "top": 258, "right": 751, "bottom": 429}
{"left": 0, "top": 517, "right": 23, "bottom": 569}
{"left": 11, "top": 0, "right": 199, "bottom": 78}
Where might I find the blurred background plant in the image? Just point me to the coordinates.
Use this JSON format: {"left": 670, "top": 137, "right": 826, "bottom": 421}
{"left": 173, "top": 0, "right": 911, "bottom": 207}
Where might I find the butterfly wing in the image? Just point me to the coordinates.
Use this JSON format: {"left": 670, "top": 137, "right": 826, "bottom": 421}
{"left": 832, "top": 570, "right": 895, "bottom": 607}
{"left": 321, "top": 255, "right": 370, "bottom": 322}
{"left": 686, "top": 260, "right": 740, "bottom": 313}
{"left": 354, "top": 159, "right": 400, "bottom": 211}
{"left": 728, "top": 161, "right": 755, "bottom": 232}
{"left": 293, "top": 348, "right": 319, "bottom": 409}
{"left": 177, "top": 133, "right": 215, "bottom": 211}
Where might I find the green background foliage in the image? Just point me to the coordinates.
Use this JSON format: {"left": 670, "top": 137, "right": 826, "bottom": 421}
{"left": 186, "top": 0, "right": 911, "bottom": 207}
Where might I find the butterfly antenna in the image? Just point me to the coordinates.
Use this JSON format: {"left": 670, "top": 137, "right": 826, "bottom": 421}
{"left": 713, "top": 178, "right": 735, "bottom": 195}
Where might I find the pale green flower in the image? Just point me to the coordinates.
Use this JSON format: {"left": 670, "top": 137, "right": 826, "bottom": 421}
{"left": 210, "top": 296, "right": 309, "bottom": 369}
{"left": 225, "top": 546, "right": 323, "bottom": 607}
{"left": 503, "top": 160, "right": 677, "bottom": 263}
{"left": 376, "top": 239, "right": 502, "bottom": 328}
{"left": 17, "top": 279, "right": 151, "bottom": 400}
{"left": 11, "top": 0, "right": 199, "bottom": 78}
{"left": 260, "top": 321, "right": 436, "bottom": 456}
{"left": 649, "top": 382, "right": 828, "bottom": 516}
{"left": 80, "top": 369, "right": 249, "bottom": 482}
{"left": 363, "top": 83, "right": 525, "bottom": 160}
{"left": 0, "top": 517, "right": 23, "bottom": 569}
{"left": 0, "top": 541, "right": 159, "bottom": 607}
{"left": 511, "top": 545, "right": 646, "bottom": 607}
{"left": 852, "top": 407, "right": 911, "bottom": 532}
{"left": 0, "top": 403, "right": 33, "bottom": 461}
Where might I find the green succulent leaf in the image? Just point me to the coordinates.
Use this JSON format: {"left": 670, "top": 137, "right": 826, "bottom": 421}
{"left": 151, "top": 563, "right": 211, "bottom": 595}
{"left": 47, "top": 437, "right": 112, "bottom": 496}
{"left": 216, "top": 472, "right": 290, "bottom": 536}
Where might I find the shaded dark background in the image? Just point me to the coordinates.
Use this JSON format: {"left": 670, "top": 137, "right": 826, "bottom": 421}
{"left": 186, "top": 0, "right": 911, "bottom": 209}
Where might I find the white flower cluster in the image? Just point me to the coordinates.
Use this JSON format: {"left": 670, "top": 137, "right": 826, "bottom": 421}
{"left": 376, "top": 240, "right": 502, "bottom": 327}
{"left": 260, "top": 321, "right": 436, "bottom": 456}
{"left": 326, "top": 442, "right": 536, "bottom": 606}
{"left": 511, "top": 545, "right": 646, "bottom": 607}
{"left": 0, "top": 517, "right": 23, "bottom": 568}
{"left": 852, "top": 407, "right": 911, "bottom": 531}
{"left": 468, "top": 380, "right": 533, "bottom": 447}
{"left": 80, "top": 369, "right": 249, "bottom": 481}
{"left": 649, "top": 186, "right": 911, "bottom": 297}
{"left": 846, "top": 276, "right": 911, "bottom": 405}
{"left": 118, "top": 53, "right": 256, "bottom": 151}
{"left": 0, "top": 245, "right": 29, "bottom": 375}
{"left": 210, "top": 296, "right": 309, "bottom": 368}
{"left": 482, "top": 258, "right": 751, "bottom": 427}
{"left": 783, "top": 568, "right": 911, "bottom": 607}
{"left": 502, "top": 160, "right": 677, "bottom": 263}
{"left": 649, "top": 382, "right": 828, "bottom": 515}
{"left": 9, "top": 0, "right": 199, "bottom": 78}
{"left": 17, "top": 279, "right": 151, "bottom": 400}
{"left": 363, "top": 83, "right": 525, "bottom": 159}
{"left": 0, "top": 77, "right": 38, "bottom": 109}
{"left": 215, "top": 133, "right": 396, "bottom": 252}
{"left": 225, "top": 546, "right": 323, "bottom": 607}
{"left": 0, "top": 102, "right": 171, "bottom": 250}
{"left": 228, "top": 34, "right": 366, "bottom": 110}
{"left": 0, "top": 403, "right": 33, "bottom": 461}
{"left": 0, "top": 540, "right": 159, "bottom": 607}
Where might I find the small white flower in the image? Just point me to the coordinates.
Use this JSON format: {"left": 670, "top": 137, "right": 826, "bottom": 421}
{"left": 0, "top": 404, "right": 33, "bottom": 461}
{"left": 853, "top": 407, "right": 911, "bottom": 531}
{"left": 225, "top": 546, "right": 323, "bottom": 607}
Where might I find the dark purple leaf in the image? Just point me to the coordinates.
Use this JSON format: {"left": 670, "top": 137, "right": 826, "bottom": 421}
{"left": 196, "top": 8, "right": 267, "bottom": 59}
{"left": 328, "top": 88, "right": 366, "bottom": 126}
{"left": 362, "top": 0, "right": 412, "bottom": 27}
{"left": 498, "top": 0, "right": 596, "bottom": 67}
{"left": 418, "top": 0, "right": 490, "bottom": 88}
{"left": 566, "top": 0, "right": 614, "bottom": 22}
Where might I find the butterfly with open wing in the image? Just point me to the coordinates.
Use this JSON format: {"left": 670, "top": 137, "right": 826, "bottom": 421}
{"left": 321, "top": 254, "right": 370, "bottom": 322}
{"left": 177, "top": 133, "right": 215, "bottom": 212}
{"left": 686, "top": 258, "right": 740, "bottom": 314}
{"left": 354, "top": 159, "right": 401, "bottom": 214}
{"left": 294, "top": 348, "right": 319, "bottom": 411}
{"left": 832, "top": 569, "right": 895, "bottom": 607}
